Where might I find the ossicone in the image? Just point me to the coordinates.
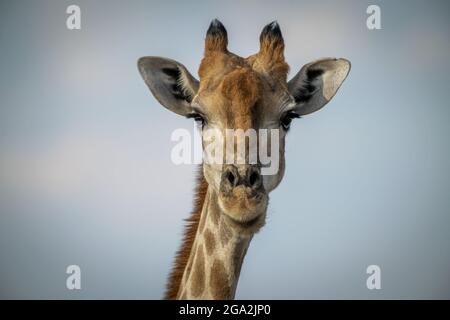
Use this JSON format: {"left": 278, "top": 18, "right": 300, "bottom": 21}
{"left": 205, "top": 19, "right": 228, "bottom": 53}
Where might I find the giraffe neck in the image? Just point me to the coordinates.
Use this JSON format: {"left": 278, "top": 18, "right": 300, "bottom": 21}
{"left": 176, "top": 187, "right": 253, "bottom": 299}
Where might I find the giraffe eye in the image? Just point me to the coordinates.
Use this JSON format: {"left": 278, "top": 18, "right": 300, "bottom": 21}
{"left": 186, "top": 112, "right": 206, "bottom": 128}
{"left": 280, "top": 111, "right": 300, "bottom": 130}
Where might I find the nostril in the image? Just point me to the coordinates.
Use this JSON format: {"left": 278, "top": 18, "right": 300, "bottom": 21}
{"left": 249, "top": 171, "right": 260, "bottom": 187}
{"left": 227, "top": 171, "right": 236, "bottom": 186}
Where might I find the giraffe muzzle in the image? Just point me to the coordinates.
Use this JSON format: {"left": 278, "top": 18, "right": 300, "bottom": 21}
{"left": 221, "top": 164, "right": 263, "bottom": 192}
{"left": 218, "top": 164, "right": 268, "bottom": 227}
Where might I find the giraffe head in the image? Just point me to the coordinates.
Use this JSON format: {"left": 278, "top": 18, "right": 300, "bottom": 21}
{"left": 139, "top": 19, "right": 350, "bottom": 233}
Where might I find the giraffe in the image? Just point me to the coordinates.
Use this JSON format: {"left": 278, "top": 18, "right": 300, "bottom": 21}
{"left": 138, "top": 19, "right": 350, "bottom": 299}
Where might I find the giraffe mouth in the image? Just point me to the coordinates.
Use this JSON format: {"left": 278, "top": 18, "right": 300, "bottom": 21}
{"left": 218, "top": 186, "right": 268, "bottom": 230}
{"left": 227, "top": 212, "right": 264, "bottom": 227}
{"left": 221, "top": 209, "right": 267, "bottom": 234}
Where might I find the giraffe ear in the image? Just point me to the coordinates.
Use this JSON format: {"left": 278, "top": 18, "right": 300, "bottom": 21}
{"left": 288, "top": 58, "right": 350, "bottom": 116}
{"left": 138, "top": 56, "right": 199, "bottom": 116}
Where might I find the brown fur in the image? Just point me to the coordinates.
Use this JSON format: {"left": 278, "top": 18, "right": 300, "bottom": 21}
{"left": 219, "top": 218, "right": 232, "bottom": 247}
{"left": 184, "top": 251, "right": 194, "bottom": 284}
{"left": 204, "top": 229, "right": 215, "bottom": 256}
{"left": 221, "top": 68, "right": 261, "bottom": 130}
{"left": 210, "top": 259, "right": 231, "bottom": 299}
{"left": 197, "top": 31, "right": 288, "bottom": 139}
{"left": 191, "top": 245, "right": 205, "bottom": 297}
{"left": 247, "top": 31, "right": 289, "bottom": 83}
{"left": 164, "top": 166, "right": 208, "bottom": 299}
{"left": 205, "top": 31, "right": 228, "bottom": 53}
{"left": 165, "top": 22, "right": 289, "bottom": 300}
{"left": 209, "top": 199, "right": 220, "bottom": 225}
{"left": 198, "top": 202, "right": 207, "bottom": 233}
{"left": 233, "top": 242, "right": 248, "bottom": 278}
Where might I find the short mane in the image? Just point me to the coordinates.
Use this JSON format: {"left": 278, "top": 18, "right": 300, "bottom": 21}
{"left": 164, "top": 166, "right": 208, "bottom": 299}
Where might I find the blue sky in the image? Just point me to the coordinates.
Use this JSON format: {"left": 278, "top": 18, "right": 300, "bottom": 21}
{"left": 1, "top": 0, "right": 450, "bottom": 298}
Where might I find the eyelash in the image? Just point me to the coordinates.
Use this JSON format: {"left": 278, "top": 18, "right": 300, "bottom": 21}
{"left": 186, "top": 113, "right": 206, "bottom": 128}
{"left": 280, "top": 111, "right": 300, "bottom": 131}
{"left": 187, "top": 112, "right": 299, "bottom": 130}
